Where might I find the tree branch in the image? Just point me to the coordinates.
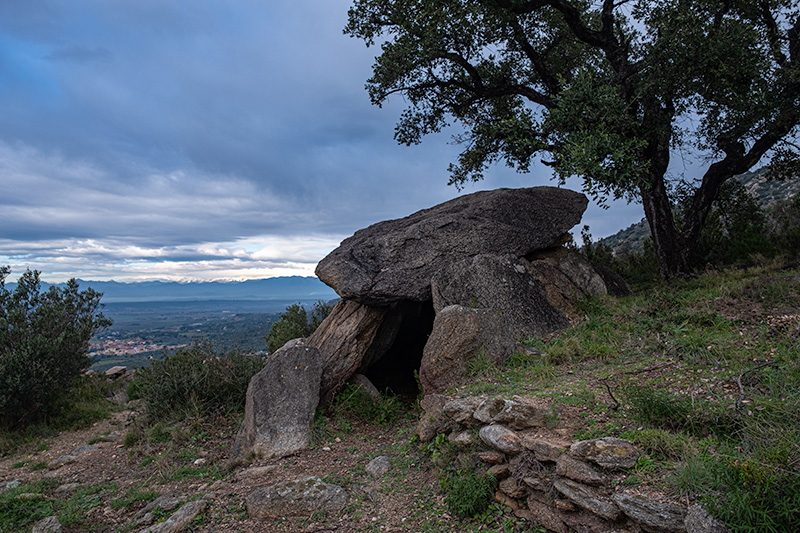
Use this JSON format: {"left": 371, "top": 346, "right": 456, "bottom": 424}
{"left": 759, "top": 1, "right": 788, "bottom": 67}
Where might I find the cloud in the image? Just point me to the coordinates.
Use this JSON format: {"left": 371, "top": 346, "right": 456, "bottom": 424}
{"left": 0, "top": 0, "right": 646, "bottom": 283}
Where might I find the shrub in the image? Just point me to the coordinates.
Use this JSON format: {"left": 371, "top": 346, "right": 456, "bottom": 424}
{"left": 0, "top": 268, "right": 111, "bottom": 429}
{"left": 442, "top": 469, "right": 497, "bottom": 519}
{"left": 129, "top": 343, "right": 265, "bottom": 420}
{"left": 265, "top": 300, "right": 333, "bottom": 353}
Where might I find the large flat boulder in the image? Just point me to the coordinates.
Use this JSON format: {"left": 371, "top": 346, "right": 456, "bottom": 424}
{"left": 232, "top": 344, "right": 322, "bottom": 459}
{"left": 316, "top": 187, "right": 588, "bottom": 305}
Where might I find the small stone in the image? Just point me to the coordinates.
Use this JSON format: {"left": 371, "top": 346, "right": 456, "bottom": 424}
{"left": 522, "top": 476, "right": 546, "bottom": 491}
{"left": 495, "top": 490, "right": 521, "bottom": 510}
{"left": 553, "top": 478, "right": 620, "bottom": 521}
{"left": 488, "top": 464, "right": 510, "bottom": 480}
{"left": 554, "top": 498, "right": 577, "bottom": 512}
{"left": 522, "top": 436, "right": 570, "bottom": 462}
{"left": 72, "top": 444, "right": 97, "bottom": 455}
{"left": 684, "top": 504, "right": 730, "bottom": 533}
{"left": 193, "top": 458, "right": 207, "bottom": 466}
{"left": 499, "top": 477, "right": 527, "bottom": 499}
{"left": 448, "top": 431, "right": 474, "bottom": 446}
{"left": 479, "top": 425, "right": 522, "bottom": 454}
{"left": 47, "top": 455, "right": 77, "bottom": 470}
{"left": 236, "top": 465, "right": 277, "bottom": 480}
{"left": 365, "top": 456, "right": 392, "bottom": 477}
{"left": 612, "top": 493, "right": 686, "bottom": 532}
{"left": 527, "top": 498, "right": 568, "bottom": 533}
{"left": 138, "top": 499, "right": 207, "bottom": 533}
{"left": 5, "top": 480, "right": 22, "bottom": 490}
{"left": 55, "top": 483, "right": 82, "bottom": 493}
{"left": 474, "top": 397, "right": 547, "bottom": 429}
{"left": 570, "top": 437, "right": 639, "bottom": 469}
{"left": 443, "top": 397, "right": 484, "bottom": 426}
{"left": 246, "top": 476, "right": 348, "bottom": 519}
{"left": 32, "top": 516, "right": 61, "bottom": 533}
{"left": 478, "top": 450, "right": 506, "bottom": 464}
{"left": 556, "top": 454, "right": 606, "bottom": 486}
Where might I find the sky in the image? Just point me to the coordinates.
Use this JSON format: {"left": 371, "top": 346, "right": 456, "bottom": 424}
{"left": 0, "top": 0, "right": 646, "bottom": 283}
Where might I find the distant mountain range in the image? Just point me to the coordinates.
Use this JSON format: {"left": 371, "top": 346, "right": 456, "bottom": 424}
{"left": 10, "top": 276, "right": 338, "bottom": 303}
{"left": 599, "top": 168, "right": 800, "bottom": 255}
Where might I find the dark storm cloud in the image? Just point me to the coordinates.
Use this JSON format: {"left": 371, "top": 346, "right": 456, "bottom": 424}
{"left": 0, "top": 0, "right": 643, "bottom": 281}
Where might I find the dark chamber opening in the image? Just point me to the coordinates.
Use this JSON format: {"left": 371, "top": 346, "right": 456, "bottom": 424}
{"left": 363, "top": 300, "right": 435, "bottom": 397}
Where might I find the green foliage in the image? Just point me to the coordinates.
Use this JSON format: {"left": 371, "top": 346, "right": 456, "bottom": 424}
{"left": 708, "top": 460, "right": 800, "bottom": 532}
{"left": 0, "top": 268, "right": 112, "bottom": 429}
{"left": 675, "top": 179, "right": 776, "bottom": 268}
{"left": 0, "top": 485, "right": 53, "bottom": 532}
{"left": 128, "top": 342, "right": 266, "bottom": 421}
{"left": 265, "top": 300, "right": 333, "bottom": 353}
{"left": 328, "top": 382, "right": 407, "bottom": 426}
{"left": 441, "top": 469, "right": 497, "bottom": 519}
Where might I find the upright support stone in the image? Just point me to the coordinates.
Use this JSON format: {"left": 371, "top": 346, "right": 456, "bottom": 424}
{"left": 305, "top": 300, "right": 389, "bottom": 403}
{"left": 232, "top": 344, "right": 322, "bottom": 459}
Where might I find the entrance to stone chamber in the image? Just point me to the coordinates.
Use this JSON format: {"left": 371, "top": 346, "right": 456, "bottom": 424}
{"left": 361, "top": 300, "right": 435, "bottom": 397}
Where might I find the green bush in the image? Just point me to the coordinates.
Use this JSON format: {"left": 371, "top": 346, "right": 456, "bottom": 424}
{"left": 128, "top": 343, "right": 266, "bottom": 420}
{"left": 265, "top": 300, "right": 333, "bottom": 353}
{"left": 0, "top": 268, "right": 111, "bottom": 429}
{"left": 442, "top": 469, "right": 497, "bottom": 519}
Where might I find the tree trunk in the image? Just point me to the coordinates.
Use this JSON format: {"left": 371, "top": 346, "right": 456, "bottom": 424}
{"left": 639, "top": 179, "right": 691, "bottom": 280}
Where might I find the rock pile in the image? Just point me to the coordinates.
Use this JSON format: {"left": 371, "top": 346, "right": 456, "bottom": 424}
{"left": 418, "top": 394, "right": 728, "bottom": 533}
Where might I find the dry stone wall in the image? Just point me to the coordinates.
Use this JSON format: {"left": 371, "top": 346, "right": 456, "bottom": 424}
{"left": 419, "top": 394, "right": 729, "bottom": 533}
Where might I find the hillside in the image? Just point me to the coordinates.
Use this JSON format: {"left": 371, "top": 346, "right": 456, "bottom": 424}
{"left": 1, "top": 264, "right": 798, "bottom": 532}
{"left": 599, "top": 169, "right": 800, "bottom": 255}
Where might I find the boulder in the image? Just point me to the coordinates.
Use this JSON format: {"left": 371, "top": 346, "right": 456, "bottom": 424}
{"left": 431, "top": 254, "right": 571, "bottom": 339}
{"left": 246, "top": 476, "right": 348, "bottom": 519}
{"left": 305, "top": 300, "right": 389, "bottom": 403}
{"left": 232, "top": 344, "right": 323, "bottom": 459}
{"left": 316, "top": 187, "right": 588, "bottom": 305}
{"left": 419, "top": 305, "right": 510, "bottom": 394}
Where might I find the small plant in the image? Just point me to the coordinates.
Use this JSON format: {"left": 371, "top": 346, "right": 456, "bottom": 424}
{"left": 328, "top": 383, "right": 408, "bottom": 426}
{"left": 442, "top": 469, "right": 497, "bottom": 519}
